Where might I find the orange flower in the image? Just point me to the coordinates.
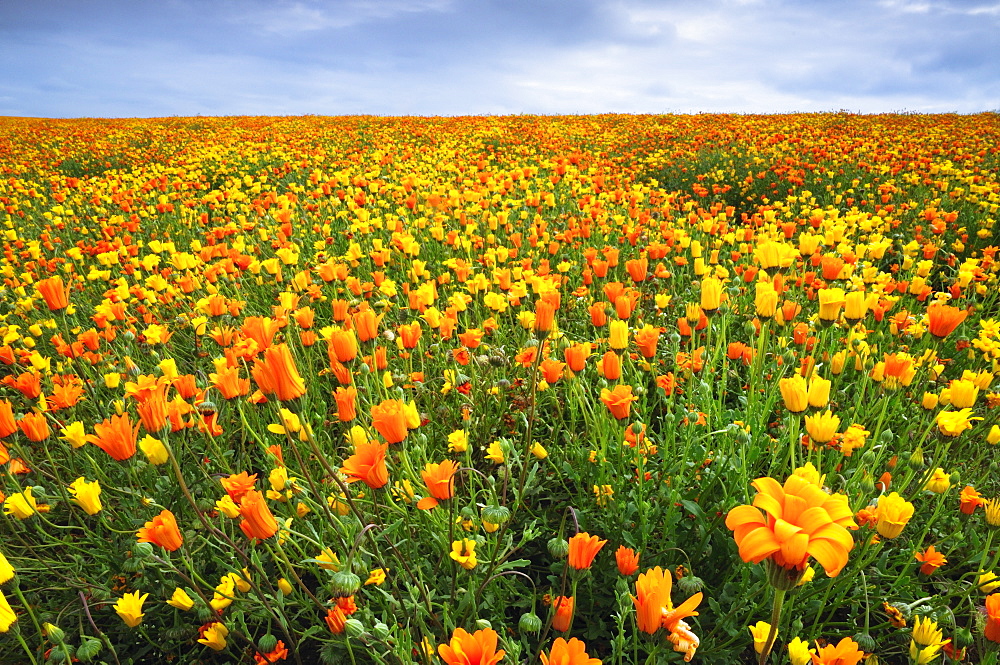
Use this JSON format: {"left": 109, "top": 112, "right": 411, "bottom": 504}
{"left": 986, "top": 593, "right": 1000, "bottom": 643}
{"left": 927, "top": 302, "right": 968, "bottom": 338}
{"left": 810, "top": 637, "right": 864, "bottom": 665}
{"left": 221, "top": 472, "right": 258, "bottom": 504}
{"left": 725, "top": 474, "right": 858, "bottom": 582}
{"left": 914, "top": 545, "right": 946, "bottom": 575}
{"left": 36, "top": 276, "right": 70, "bottom": 311}
{"left": 136, "top": 387, "right": 168, "bottom": 433}
{"left": 540, "top": 637, "right": 601, "bottom": 665}
{"left": 17, "top": 413, "right": 50, "bottom": 442}
{"left": 341, "top": 441, "right": 389, "bottom": 489}
{"left": 534, "top": 300, "right": 556, "bottom": 335}
{"left": 626, "top": 257, "right": 648, "bottom": 283}
{"left": 633, "top": 566, "right": 702, "bottom": 635}
{"left": 238, "top": 489, "right": 278, "bottom": 540}
{"left": 325, "top": 606, "right": 347, "bottom": 634}
{"left": 334, "top": 386, "right": 358, "bottom": 422}
{"left": 600, "top": 384, "right": 638, "bottom": 420}
{"left": 211, "top": 366, "right": 250, "bottom": 399}
{"left": 615, "top": 545, "right": 640, "bottom": 576}
{"left": 370, "top": 398, "right": 409, "bottom": 444}
{"left": 458, "top": 328, "right": 484, "bottom": 349}
{"left": 398, "top": 322, "right": 422, "bottom": 349}
{"left": 960, "top": 485, "right": 986, "bottom": 515}
{"left": 567, "top": 532, "right": 607, "bottom": 570}
{"left": 327, "top": 328, "right": 358, "bottom": 363}
{"left": 352, "top": 306, "right": 382, "bottom": 343}
{"left": 417, "top": 460, "right": 460, "bottom": 509}
{"left": 251, "top": 344, "right": 306, "bottom": 401}
{"left": 551, "top": 596, "right": 575, "bottom": 632}
{"left": 599, "top": 350, "right": 622, "bottom": 381}
{"left": 633, "top": 325, "right": 660, "bottom": 359}
{"left": 563, "top": 343, "right": 591, "bottom": 373}
{"left": 136, "top": 509, "right": 183, "bottom": 551}
{"left": 438, "top": 627, "right": 505, "bottom": 665}
{"left": 540, "top": 358, "right": 566, "bottom": 384}
{"left": 0, "top": 400, "right": 17, "bottom": 438}
{"left": 87, "top": 414, "right": 139, "bottom": 461}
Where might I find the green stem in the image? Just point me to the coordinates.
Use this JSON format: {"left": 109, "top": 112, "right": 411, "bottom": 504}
{"left": 759, "top": 588, "right": 786, "bottom": 665}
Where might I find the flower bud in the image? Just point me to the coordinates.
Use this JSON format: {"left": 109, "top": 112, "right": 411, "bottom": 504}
{"left": 547, "top": 537, "right": 569, "bottom": 559}
{"left": 372, "top": 622, "right": 391, "bottom": 640}
{"left": 853, "top": 632, "right": 876, "bottom": 652}
{"left": 257, "top": 634, "right": 278, "bottom": 653}
{"left": 519, "top": 612, "right": 542, "bottom": 633}
{"left": 482, "top": 505, "right": 511, "bottom": 525}
{"left": 677, "top": 575, "right": 705, "bottom": 595}
{"left": 345, "top": 618, "right": 365, "bottom": 638}
{"left": 908, "top": 446, "right": 924, "bottom": 470}
{"left": 329, "top": 570, "right": 361, "bottom": 598}
{"left": 44, "top": 623, "right": 66, "bottom": 643}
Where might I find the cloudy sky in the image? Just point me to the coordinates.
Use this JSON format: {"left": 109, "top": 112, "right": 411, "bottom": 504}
{"left": 1, "top": 0, "right": 997, "bottom": 118}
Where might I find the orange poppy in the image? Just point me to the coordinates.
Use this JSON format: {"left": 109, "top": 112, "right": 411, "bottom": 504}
{"left": 633, "top": 325, "right": 660, "bottom": 359}
{"left": 633, "top": 566, "right": 702, "bottom": 635}
{"left": 417, "top": 460, "right": 460, "bottom": 509}
{"left": 551, "top": 596, "right": 574, "bottom": 632}
{"left": 137, "top": 509, "right": 183, "bottom": 551}
{"left": 567, "top": 532, "right": 607, "bottom": 570}
{"left": 625, "top": 257, "right": 648, "bottom": 283}
{"left": 927, "top": 302, "right": 968, "bottom": 338}
{"left": 540, "top": 637, "right": 601, "bottom": 665}
{"left": 534, "top": 300, "right": 556, "bottom": 335}
{"left": 398, "top": 322, "right": 422, "bottom": 349}
{"left": 211, "top": 366, "right": 250, "bottom": 400}
{"left": 36, "top": 276, "right": 70, "bottom": 311}
{"left": 251, "top": 344, "right": 306, "bottom": 401}
{"left": 725, "top": 474, "right": 858, "bottom": 582}
{"left": 221, "top": 472, "right": 258, "bottom": 504}
{"left": 615, "top": 545, "right": 640, "bottom": 576}
{"left": 327, "top": 328, "right": 358, "bottom": 363}
{"left": 370, "top": 399, "right": 409, "bottom": 444}
{"left": 17, "top": 413, "right": 50, "bottom": 442}
{"left": 599, "top": 351, "right": 622, "bottom": 381}
{"left": 238, "top": 489, "right": 278, "bottom": 540}
{"left": 352, "top": 306, "right": 381, "bottom": 343}
{"left": 540, "top": 358, "right": 566, "bottom": 384}
{"left": 986, "top": 593, "right": 1000, "bottom": 643}
{"left": 87, "top": 414, "right": 139, "bottom": 461}
{"left": 341, "top": 441, "right": 389, "bottom": 489}
{"left": 0, "top": 400, "right": 17, "bottom": 438}
{"left": 600, "top": 385, "right": 638, "bottom": 420}
{"left": 810, "top": 637, "right": 864, "bottom": 665}
{"left": 438, "top": 627, "right": 505, "bottom": 665}
{"left": 563, "top": 343, "right": 591, "bottom": 373}
{"left": 334, "top": 386, "right": 357, "bottom": 422}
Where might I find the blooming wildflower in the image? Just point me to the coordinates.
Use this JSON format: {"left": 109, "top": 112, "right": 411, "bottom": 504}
{"left": 804, "top": 410, "right": 840, "bottom": 443}
{"left": 779, "top": 375, "right": 809, "bottom": 413}
{"left": 251, "top": 344, "right": 306, "bottom": 401}
{"left": 0, "top": 550, "right": 13, "bottom": 584}
{"left": 985, "top": 498, "right": 1000, "bottom": 526}
{"left": 927, "top": 302, "right": 968, "bottom": 338}
{"left": 960, "top": 485, "right": 986, "bottom": 515}
{"left": 615, "top": 545, "right": 640, "bottom": 576}
{"left": 238, "top": 490, "right": 278, "bottom": 540}
{"left": 138, "top": 435, "right": 169, "bottom": 465}
{"left": 68, "top": 477, "right": 102, "bottom": 515}
{"left": 87, "top": 413, "right": 139, "bottom": 461}
{"left": 540, "top": 637, "right": 601, "bottom": 665}
{"left": 915, "top": 545, "right": 947, "bottom": 575}
{"left": 370, "top": 398, "right": 410, "bottom": 443}
{"left": 567, "top": 532, "right": 607, "bottom": 570}
{"left": 221, "top": 472, "right": 258, "bottom": 504}
{"left": 341, "top": 441, "right": 389, "bottom": 489}
{"left": 924, "top": 468, "right": 951, "bottom": 494}
{"left": 485, "top": 441, "right": 505, "bottom": 464}
{"left": 749, "top": 621, "right": 771, "bottom": 653}
{"left": 0, "top": 590, "right": 16, "bottom": 632}
{"left": 812, "top": 637, "right": 864, "bottom": 665}
{"left": 937, "top": 408, "right": 979, "bottom": 437}
{"left": 198, "top": 622, "right": 229, "bottom": 651}
{"left": 449, "top": 539, "right": 477, "bottom": 570}
{"left": 166, "top": 587, "right": 194, "bottom": 611}
{"left": 787, "top": 636, "right": 815, "bottom": 665}
{"left": 3, "top": 487, "right": 37, "bottom": 520}
{"left": 417, "top": 460, "right": 459, "bottom": 510}
{"left": 551, "top": 595, "right": 575, "bottom": 633}
{"left": 137, "top": 509, "right": 183, "bottom": 551}
{"left": 438, "top": 627, "right": 505, "bottom": 665}
{"left": 600, "top": 384, "right": 638, "bottom": 420}
{"left": 448, "top": 429, "right": 469, "bottom": 453}
{"left": 986, "top": 594, "right": 1000, "bottom": 643}
{"left": 874, "top": 493, "right": 914, "bottom": 539}
{"left": 114, "top": 591, "right": 148, "bottom": 628}
{"left": 633, "top": 566, "right": 702, "bottom": 635}
{"left": 726, "top": 474, "right": 858, "bottom": 581}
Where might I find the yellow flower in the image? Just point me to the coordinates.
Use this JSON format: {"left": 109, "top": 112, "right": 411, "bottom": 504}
{"left": 875, "top": 492, "right": 914, "bottom": 539}
{"left": 988, "top": 425, "right": 1000, "bottom": 445}
{"left": 485, "top": 441, "right": 505, "bottom": 464}
{"left": 978, "top": 571, "right": 1000, "bottom": 593}
{"left": 923, "top": 468, "right": 951, "bottom": 494}
{"left": 796, "top": 565, "right": 815, "bottom": 586}
{"left": 792, "top": 463, "right": 825, "bottom": 488}
{"left": 936, "top": 408, "right": 979, "bottom": 437}
{"left": 139, "top": 435, "right": 169, "bottom": 465}
{"left": 779, "top": 375, "right": 808, "bottom": 413}
{"left": 787, "top": 636, "right": 815, "bottom": 665}
{"left": 1, "top": 590, "right": 17, "bottom": 633}
{"left": 277, "top": 578, "right": 294, "bottom": 595}
{"left": 3, "top": 487, "right": 37, "bottom": 520}
{"left": 365, "top": 568, "right": 387, "bottom": 586}
{"left": 921, "top": 392, "right": 939, "bottom": 410}
{"left": 530, "top": 442, "right": 548, "bottom": 459}
{"left": 0, "top": 550, "right": 13, "bottom": 584}
{"left": 447, "top": 430, "right": 469, "bottom": 453}
{"left": 748, "top": 621, "right": 771, "bottom": 654}
{"left": 166, "top": 587, "right": 194, "bottom": 611}
{"left": 210, "top": 575, "right": 236, "bottom": 611}
{"left": 947, "top": 379, "right": 979, "bottom": 408}
{"left": 804, "top": 410, "right": 840, "bottom": 443}
{"left": 449, "top": 539, "right": 477, "bottom": 570}
{"left": 114, "top": 591, "right": 148, "bottom": 628}
{"left": 215, "top": 495, "right": 241, "bottom": 518}
{"left": 316, "top": 549, "right": 341, "bottom": 571}
{"left": 67, "top": 477, "right": 102, "bottom": 515}
{"left": 986, "top": 498, "right": 1000, "bottom": 527}
{"left": 198, "top": 622, "right": 229, "bottom": 651}
{"left": 59, "top": 421, "right": 88, "bottom": 448}
{"left": 807, "top": 377, "right": 831, "bottom": 408}
{"left": 608, "top": 320, "right": 629, "bottom": 350}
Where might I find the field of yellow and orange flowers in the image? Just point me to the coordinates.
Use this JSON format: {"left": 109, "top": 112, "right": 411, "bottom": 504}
{"left": 1, "top": 113, "right": 999, "bottom": 664}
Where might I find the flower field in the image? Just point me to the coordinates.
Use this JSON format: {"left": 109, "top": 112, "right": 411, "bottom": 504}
{"left": 1, "top": 113, "right": 999, "bottom": 664}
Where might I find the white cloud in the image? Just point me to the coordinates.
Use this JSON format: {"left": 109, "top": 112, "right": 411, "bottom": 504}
{"left": 231, "top": 0, "right": 453, "bottom": 36}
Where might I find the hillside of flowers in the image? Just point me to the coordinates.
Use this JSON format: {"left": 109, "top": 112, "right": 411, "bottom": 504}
{"left": 1, "top": 113, "right": 999, "bottom": 664}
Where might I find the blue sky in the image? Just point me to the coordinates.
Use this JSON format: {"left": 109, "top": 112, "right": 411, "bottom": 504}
{"left": 1, "top": 0, "right": 997, "bottom": 117}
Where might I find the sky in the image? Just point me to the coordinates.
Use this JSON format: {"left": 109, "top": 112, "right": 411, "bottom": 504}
{"left": 0, "top": 0, "right": 998, "bottom": 118}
